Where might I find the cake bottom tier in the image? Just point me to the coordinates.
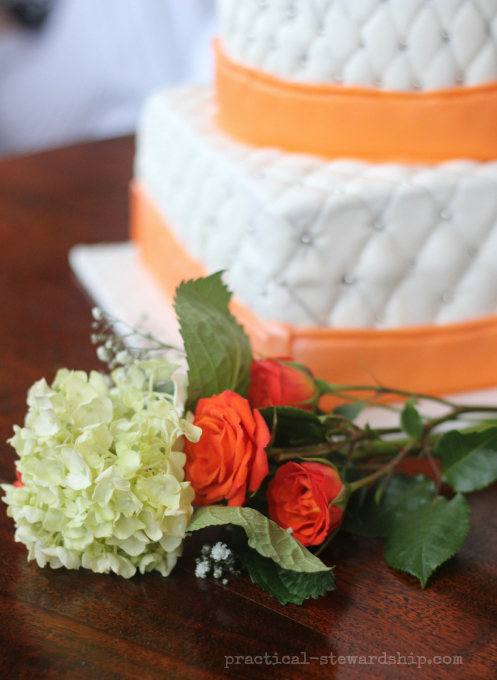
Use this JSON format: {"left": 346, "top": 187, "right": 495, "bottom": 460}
{"left": 131, "top": 180, "right": 497, "bottom": 395}
{"left": 135, "top": 86, "right": 497, "bottom": 330}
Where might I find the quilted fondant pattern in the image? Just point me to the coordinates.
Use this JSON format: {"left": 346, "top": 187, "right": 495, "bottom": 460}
{"left": 218, "top": 0, "right": 497, "bottom": 91}
{"left": 135, "top": 87, "right": 497, "bottom": 329}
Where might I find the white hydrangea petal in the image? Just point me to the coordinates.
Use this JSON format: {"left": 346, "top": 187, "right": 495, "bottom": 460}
{"left": 15, "top": 524, "right": 38, "bottom": 543}
{"left": 1, "top": 485, "right": 29, "bottom": 505}
{"left": 91, "top": 554, "right": 112, "bottom": 574}
{"left": 27, "top": 377, "right": 52, "bottom": 400}
{"left": 116, "top": 449, "right": 141, "bottom": 479}
{"left": 35, "top": 397, "right": 55, "bottom": 411}
{"left": 32, "top": 410, "right": 60, "bottom": 437}
{"left": 65, "top": 531, "right": 94, "bottom": 551}
{"left": 98, "top": 507, "right": 115, "bottom": 522}
{"left": 137, "top": 360, "right": 179, "bottom": 385}
{"left": 122, "top": 364, "right": 146, "bottom": 390}
{"left": 43, "top": 509, "right": 66, "bottom": 532}
{"left": 120, "top": 533, "right": 150, "bottom": 557}
{"left": 21, "top": 506, "right": 45, "bottom": 524}
{"left": 171, "top": 373, "right": 188, "bottom": 416}
{"left": 35, "top": 459, "right": 64, "bottom": 487}
{"left": 181, "top": 419, "right": 202, "bottom": 443}
{"left": 76, "top": 422, "right": 113, "bottom": 453}
{"left": 161, "top": 513, "right": 189, "bottom": 538}
{"left": 89, "top": 371, "right": 111, "bottom": 396}
{"left": 113, "top": 555, "right": 136, "bottom": 579}
{"left": 94, "top": 466, "right": 117, "bottom": 483}
{"left": 139, "top": 552, "right": 161, "bottom": 572}
{"left": 60, "top": 448, "right": 92, "bottom": 474}
{"left": 72, "top": 397, "right": 113, "bottom": 428}
{"left": 61, "top": 449, "right": 93, "bottom": 490}
{"left": 159, "top": 534, "right": 183, "bottom": 553}
{"left": 143, "top": 521, "right": 162, "bottom": 542}
{"left": 94, "top": 522, "right": 113, "bottom": 539}
{"left": 113, "top": 516, "right": 146, "bottom": 540}
{"left": 92, "top": 479, "right": 115, "bottom": 505}
{"left": 34, "top": 544, "right": 51, "bottom": 568}
{"left": 42, "top": 546, "right": 81, "bottom": 570}
{"left": 64, "top": 473, "right": 92, "bottom": 491}
{"left": 114, "top": 490, "right": 142, "bottom": 516}
{"left": 121, "top": 388, "right": 144, "bottom": 411}
{"left": 138, "top": 475, "right": 182, "bottom": 508}
{"left": 37, "top": 487, "right": 58, "bottom": 505}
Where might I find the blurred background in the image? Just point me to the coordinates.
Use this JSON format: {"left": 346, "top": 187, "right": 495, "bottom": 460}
{"left": 0, "top": 0, "right": 217, "bottom": 158}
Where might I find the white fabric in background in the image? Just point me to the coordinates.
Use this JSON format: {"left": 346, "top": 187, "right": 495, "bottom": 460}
{"left": 0, "top": 0, "right": 217, "bottom": 156}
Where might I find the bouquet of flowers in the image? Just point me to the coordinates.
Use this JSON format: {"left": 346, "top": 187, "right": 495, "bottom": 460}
{"left": 3, "top": 273, "right": 497, "bottom": 605}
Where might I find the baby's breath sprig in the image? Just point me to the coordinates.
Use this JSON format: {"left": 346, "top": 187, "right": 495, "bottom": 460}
{"left": 90, "top": 307, "right": 184, "bottom": 370}
{"left": 195, "top": 542, "right": 242, "bottom": 585}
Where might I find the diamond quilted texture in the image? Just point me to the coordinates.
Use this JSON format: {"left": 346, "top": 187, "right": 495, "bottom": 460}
{"left": 218, "top": 0, "right": 497, "bottom": 90}
{"left": 135, "top": 86, "right": 497, "bottom": 329}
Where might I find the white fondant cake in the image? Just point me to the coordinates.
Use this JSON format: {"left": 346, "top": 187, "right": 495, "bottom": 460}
{"left": 135, "top": 87, "right": 497, "bottom": 329}
{"left": 218, "top": 0, "right": 497, "bottom": 91}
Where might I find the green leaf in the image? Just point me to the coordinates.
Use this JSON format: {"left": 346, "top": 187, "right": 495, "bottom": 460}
{"left": 234, "top": 534, "right": 335, "bottom": 606}
{"left": 331, "top": 401, "right": 365, "bottom": 422}
{"left": 400, "top": 400, "right": 424, "bottom": 439}
{"left": 258, "top": 406, "right": 325, "bottom": 447}
{"left": 384, "top": 494, "right": 470, "bottom": 588}
{"left": 187, "top": 506, "right": 331, "bottom": 573}
{"left": 434, "top": 428, "right": 497, "bottom": 493}
{"left": 343, "top": 474, "right": 435, "bottom": 538}
{"left": 174, "top": 273, "right": 253, "bottom": 411}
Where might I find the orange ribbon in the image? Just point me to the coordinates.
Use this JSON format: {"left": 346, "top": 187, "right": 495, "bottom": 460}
{"left": 216, "top": 41, "right": 497, "bottom": 163}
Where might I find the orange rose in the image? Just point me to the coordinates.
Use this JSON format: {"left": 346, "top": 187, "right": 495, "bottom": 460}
{"left": 247, "top": 358, "right": 319, "bottom": 411}
{"left": 13, "top": 471, "right": 24, "bottom": 488}
{"left": 267, "top": 462, "right": 345, "bottom": 546}
{"left": 184, "top": 390, "right": 270, "bottom": 507}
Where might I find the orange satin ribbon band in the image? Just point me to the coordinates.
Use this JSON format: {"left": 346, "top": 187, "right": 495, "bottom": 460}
{"left": 216, "top": 42, "right": 497, "bottom": 163}
{"left": 131, "top": 180, "right": 497, "bottom": 401}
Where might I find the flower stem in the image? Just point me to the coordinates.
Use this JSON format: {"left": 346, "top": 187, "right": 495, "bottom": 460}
{"left": 316, "top": 379, "right": 458, "bottom": 408}
{"left": 348, "top": 444, "right": 412, "bottom": 492}
{"left": 314, "top": 525, "right": 341, "bottom": 557}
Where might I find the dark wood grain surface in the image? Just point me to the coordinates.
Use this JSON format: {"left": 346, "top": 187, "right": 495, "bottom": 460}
{"left": 0, "top": 137, "right": 495, "bottom": 680}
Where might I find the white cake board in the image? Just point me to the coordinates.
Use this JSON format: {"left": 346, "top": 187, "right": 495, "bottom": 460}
{"left": 70, "top": 241, "right": 182, "bottom": 348}
{"left": 69, "top": 242, "right": 497, "bottom": 429}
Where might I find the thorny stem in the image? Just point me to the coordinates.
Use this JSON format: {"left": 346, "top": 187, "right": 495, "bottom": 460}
{"left": 326, "top": 390, "right": 402, "bottom": 413}
{"left": 271, "top": 401, "right": 497, "bottom": 468}
{"left": 317, "top": 380, "right": 460, "bottom": 409}
{"left": 346, "top": 404, "right": 489, "bottom": 492}
{"left": 269, "top": 437, "right": 402, "bottom": 463}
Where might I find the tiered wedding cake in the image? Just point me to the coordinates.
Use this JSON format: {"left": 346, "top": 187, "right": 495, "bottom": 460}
{"left": 131, "top": 0, "right": 497, "bottom": 394}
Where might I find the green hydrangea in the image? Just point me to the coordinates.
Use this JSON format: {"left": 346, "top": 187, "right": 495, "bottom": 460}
{"left": 1, "top": 361, "right": 201, "bottom": 579}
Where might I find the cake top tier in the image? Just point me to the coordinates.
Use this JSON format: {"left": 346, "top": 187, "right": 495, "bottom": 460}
{"left": 218, "top": 0, "right": 497, "bottom": 91}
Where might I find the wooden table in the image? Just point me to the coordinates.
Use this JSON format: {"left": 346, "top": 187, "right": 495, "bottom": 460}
{"left": 0, "top": 138, "right": 496, "bottom": 680}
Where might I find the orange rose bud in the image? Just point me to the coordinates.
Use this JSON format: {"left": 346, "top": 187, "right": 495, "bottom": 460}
{"left": 247, "top": 358, "right": 319, "bottom": 411}
{"left": 184, "top": 390, "right": 271, "bottom": 507}
{"left": 267, "top": 462, "right": 345, "bottom": 547}
{"left": 13, "top": 471, "right": 24, "bottom": 488}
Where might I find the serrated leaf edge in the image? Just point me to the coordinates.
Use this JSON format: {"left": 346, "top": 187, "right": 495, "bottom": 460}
{"left": 384, "top": 494, "right": 470, "bottom": 588}
{"left": 188, "top": 506, "right": 331, "bottom": 574}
